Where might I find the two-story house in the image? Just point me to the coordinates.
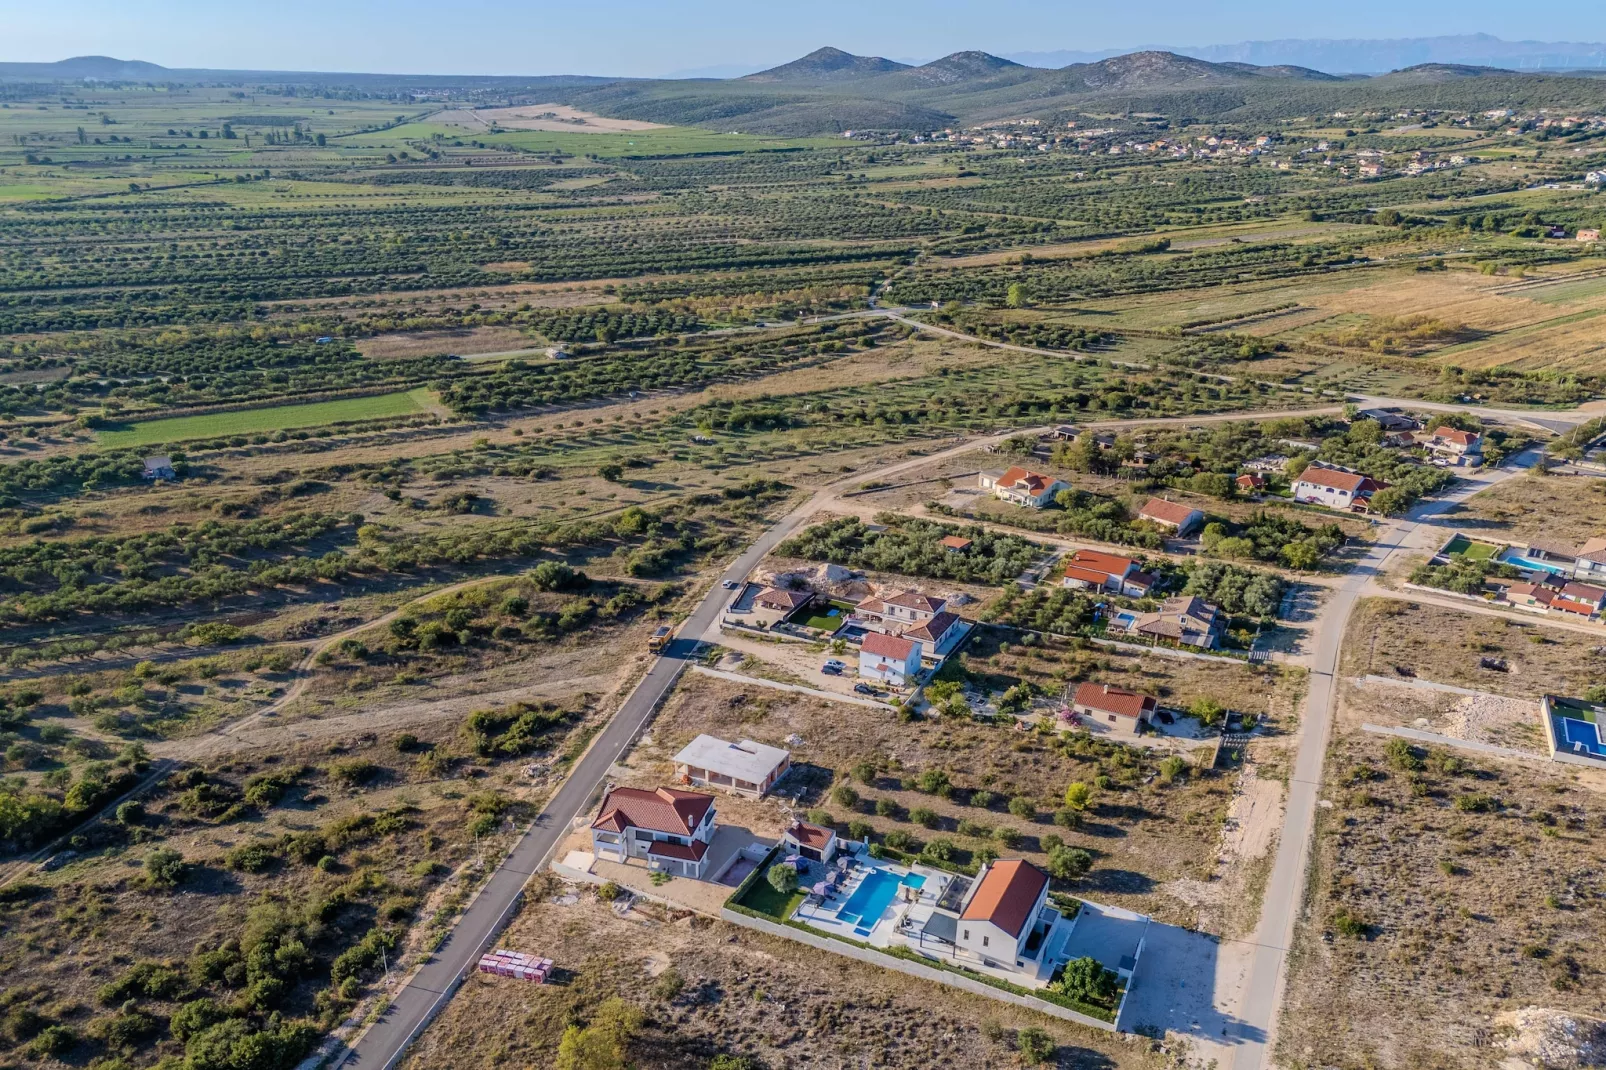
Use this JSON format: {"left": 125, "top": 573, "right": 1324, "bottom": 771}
{"left": 859, "top": 631, "right": 923, "bottom": 686}
{"left": 978, "top": 467, "right": 1069, "bottom": 508}
{"left": 954, "top": 860, "right": 1052, "bottom": 971}
{"left": 1061, "top": 549, "right": 1155, "bottom": 598}
{"left": 590, "top": 786, "right": 718, "bottom": 879}
{"left": 1292, "top": 465, "right": 1381, "bottom": 512}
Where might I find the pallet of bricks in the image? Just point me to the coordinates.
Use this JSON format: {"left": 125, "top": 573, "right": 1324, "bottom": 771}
{"left": 476, "top": 948, "right": 553, "bottom": 983}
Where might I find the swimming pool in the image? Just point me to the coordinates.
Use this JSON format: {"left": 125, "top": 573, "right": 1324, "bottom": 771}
{"left": 835, "top": 870, "right": 927, "bottom": 936}
{"left": 1496, "top": 549, "right": 1570, "bottom": 575}
{"left": 1559, "top": 716, "right": 1606, "bottom": 757}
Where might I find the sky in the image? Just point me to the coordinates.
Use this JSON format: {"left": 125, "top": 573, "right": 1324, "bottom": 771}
{"left": 7, "top": 0, "right": 1606, "bottom": 77}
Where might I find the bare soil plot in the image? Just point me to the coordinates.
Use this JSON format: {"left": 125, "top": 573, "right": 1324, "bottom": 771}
{"left": 1339, "top": 597, "right": 1606, "bottom": 699}
{"left": 1276, "top": 727, "right": 1606, "bottom": 1070}
{"left": 356, "top": 326, "right": 537, "bottom": 360}
{"left": 1448, "top": 470, "right": 1606, "bottom": 550}
{"left": 432, "top": 104, "right": 668, "bottom": 132}
{"left": 404, "top": 880, "right": 1159, "bottom": 1070}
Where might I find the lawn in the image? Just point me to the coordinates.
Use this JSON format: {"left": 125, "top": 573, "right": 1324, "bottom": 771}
{"left": 730, "top": 867, "right": 806, "bottom": 921}
{"left": 797, "top": 600, "right": 857, "bottom": 632}
{"left": 97, "top": 388, "right": 434, "bottom": 448}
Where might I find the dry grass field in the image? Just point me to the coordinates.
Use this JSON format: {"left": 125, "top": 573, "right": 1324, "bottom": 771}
{"left": 1339, "top": 597, "right": 1606, "bottom": 699}
{"left": 1276, "top": 726, "right": 1606, "bottom": 1070}
{"left": 403, "top": 878, "right": 1163, "bottom": 1070}
{"left": 1447, "top": 470, "right": 1606, "bottom": 549}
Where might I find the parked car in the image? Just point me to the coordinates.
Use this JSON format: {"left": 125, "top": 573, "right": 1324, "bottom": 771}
{"left": 853, "top": 683, "right": 876, "bottom": 696}
{"left": 821, "top": 665, "right": 842, "bottom": 676}
{"left": 721, "top": 579, "right": 739, "bottom": 589}
{"left": 824, "top": 659, "right": 845, "bottom": 670}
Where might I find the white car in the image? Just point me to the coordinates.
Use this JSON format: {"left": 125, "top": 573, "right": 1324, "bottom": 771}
{"left": 721, "top": 579, "right": 739, "bottom": 589}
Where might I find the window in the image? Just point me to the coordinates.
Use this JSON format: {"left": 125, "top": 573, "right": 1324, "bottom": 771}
{"left": 962, "top": 929, "right": 969, "bottom": 941}
{"left": 982, "top": 936, "right": 990, "bottom": 947}
{"left": 1108, "top": 714, "right": 1116, "bottom": 723}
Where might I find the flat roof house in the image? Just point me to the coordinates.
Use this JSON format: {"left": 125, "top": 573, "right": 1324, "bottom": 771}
{"left": 1071, "top": 682, "right": 1158, "bottom": 738}
{"left": 590, "top": 786, "right": 717, "bottom": 879}
{"left": 978, "top": 466, "right": 1069, "bottom": 508}
{"left": 672, "top": 735, "right": 791, "bottom": 798}
{"left": 859, "top": 631, "right": 923, "bottom": 686}
{"left": 1137, "top": 497, "right": 1204, "bottom": 536}
{"left": 1292, "top": 465, "right": 1381, "bottom": 512}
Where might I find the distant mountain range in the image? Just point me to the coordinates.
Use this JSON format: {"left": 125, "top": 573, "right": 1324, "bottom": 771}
{"left": 7, "top": 42, "right": 1606, "bottom": 136}
{"left": 1004, "top": 34, "right": 1606, "bottom": 74}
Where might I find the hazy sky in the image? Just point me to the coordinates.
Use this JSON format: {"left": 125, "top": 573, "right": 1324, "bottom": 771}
{"left": 8, "top": 0, "right": 1606, "bottom": 77}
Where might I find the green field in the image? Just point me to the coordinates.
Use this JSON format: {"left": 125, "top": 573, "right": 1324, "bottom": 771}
{"left": 97, "top": 388, "right": 433, "bottom": 448}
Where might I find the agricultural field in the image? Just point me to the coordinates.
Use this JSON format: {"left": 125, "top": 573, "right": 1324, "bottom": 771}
{"left": 0, "top": 63, "right": 1603, "bottom": 1070}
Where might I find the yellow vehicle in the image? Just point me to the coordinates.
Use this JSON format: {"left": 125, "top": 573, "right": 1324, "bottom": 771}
{"left": 648, "top": 625, "right": 673, "bottom": 653}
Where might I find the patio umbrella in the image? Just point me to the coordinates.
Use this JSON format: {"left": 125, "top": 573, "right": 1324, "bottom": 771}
{"left": 812, "top": 881, "right": 830, "bottom": 896}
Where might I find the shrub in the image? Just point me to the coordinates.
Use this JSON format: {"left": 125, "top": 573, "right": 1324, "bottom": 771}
{"left": 1008, "top": 796, "right": 1037, "bottom": 820}
{"left": 956, "top": 818, "right": 991, "bottom": 838}
{"left": 1455, "top": 792, "right": 1496, "bottom": 813}
{"left": 1047, "top": 845, "right": 1092, "bottom": 880}
{"left": 1158, "top": 755, "right": 1189, "bottom": 784}
{"left": 883, "top": 829, "right": 920, "bottom": 852}
{"left": 910, "top": 806, "right": 938, "bottom": 828}
{"left": 115, "top": 800, "right": 145, "bottom": 826}
{"left": 1332, "top": 908, "right": 1368, "bottom": 938}
{"left": 143, "top": 848, "right": 188, "bottom": 889}
{"left": 831, "top": 785, "right": 859, "bottom": 808}
{"left": 993, "top": 826, "right": 1022, "bottom": 848}
{"left": 805, "top": 808, "right": 835, "bottom": 827}
{"left": 1062, "top": 781, "right": 1092, "bottom": 810}
{"left": 919, "top": 838, "right": 955, "bottom": 863}
{"left": 969, "top": 789, "right": 998, "bottom": 809}
{"left": 1053, "top": 807, "right": 1083, "bottom": 829}
{"left": 653, "top": 968, "right": 684, "bottom": 1002}
{"left": 1017, "top": 1026, "right": 1056, "bottom": 1065}
{"left": 226, "top": 842, "right": 277, "bottom": 873}
{"left": 1189, "top": 697, "right": 1226, "bottom": 726}
{"left": 875, "top": 798, "right": 898, "bottom": 818}
{"left": 847, "top": 819, "right": 873, "bottom": 841}
{"left": 1384, "top": 737, "right": 1424, "bottom": 772}
{"left": 916, "top": 769, "right": 952, "bottom": 797}
{"left": 27, "top": 1025, "right": 76, "bottom": 1059}
{"left": 1054, "top": 955, "right": 1118, "bottom": 1005}
{"left": 852, "top": 760, "right": 877, "bottom": 785}
{"left": 326, "top": 758, "right": 379, "bottom": 787}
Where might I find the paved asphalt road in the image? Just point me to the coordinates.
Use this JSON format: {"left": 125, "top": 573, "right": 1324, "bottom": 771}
{"left": 1227, "top": 457, "right": 1531, "bottom": 1070}
{"left": 339, "top": 495, "right": 832, "bottom": 1069}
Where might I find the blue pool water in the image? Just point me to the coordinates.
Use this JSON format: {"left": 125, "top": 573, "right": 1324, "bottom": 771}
{"left": 1497, "top": 550, "right": 1570, "bottom": 575}
{"left": 836, "top": 871, "right": 926, "bottom": 936}
{"left": 1560, "top": 717, "right": 1606, "bottom": 756}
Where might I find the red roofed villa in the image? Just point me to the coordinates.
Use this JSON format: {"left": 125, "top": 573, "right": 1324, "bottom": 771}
{"left": 1292, "top": 464, "right": 1382, "bottom": 512}
{"left": 1137, "top": 497, "right": 1204, "bottom": 536}
{"left": 859, "top": 630, "right": 923, "bottom": 686}
{"left": 590, "top": 786, "right": 718, "bottom": 878}
{"left": 979, "top": 466, "right": 1070, "bottom": 508}
{"left": 1071, "top": 682, "right": 1159, "bottom": 738}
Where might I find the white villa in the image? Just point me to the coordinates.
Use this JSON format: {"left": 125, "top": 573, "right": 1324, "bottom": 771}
{"left": 859, "top": 630, "right": 923, "bottom": 685}
{"left": 672, "top": 735, "right": 791, "bottom": 798}
{"left": 590, "top": 786, "right": 718, "bottom": 879}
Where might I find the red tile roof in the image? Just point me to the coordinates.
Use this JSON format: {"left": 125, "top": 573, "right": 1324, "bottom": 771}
{"left": 997, "top": 466, "right": 1059, "bottom": 495}
{"left": 757, "top": 587, "right": 812, "bottom": 610}
{"left": 1068, "top": 548, "right": 1136, "bottom": 578}
{"left": 1431, "top": 426, "right": 1479, "bottom": 447}
{"left": 647, "top": 839, "right": 709, "bottom": 862}
{"left": 1138, "top": 498, "right": 1200, "bottom": 527}
{"left": 1295, "top": 466, "right": 1375, "bottom": 494}
{"left": 785, "top": 821, "right": 836, "bottom": 850}
{"left": 1073, "top": 682, "right": 1157, "bottom": 720}
{"left": 903, "top": 611, "right": 960, "bottom": 643}
{"left": 592, "top": 786, "right": 714, "bottom": 836}
{"left": 862, "top": 631, "right": 917, "bottom": 660}
{"left": 882, "top": 590, "right": 946, "bottom": 613}
{"left": 1063, "top": 564, "right": 1114, "bottom": 587}
{"left": 1236, "top": 473, "right": 1266, "bottom": 489}
{"left": 939, "top": 535, "right": 973, "bottom": 551}
{"left": 1506, "top": 582, "right": 1552, "bottom": 604}
{"left": 961, "top": 859, "right": 1050, "bottom": 937}
{"left": 1552, "top": 597, "right": 1598, "bottom": 617}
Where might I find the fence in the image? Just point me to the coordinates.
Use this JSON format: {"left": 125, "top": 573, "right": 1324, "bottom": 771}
{"left": 718, "top": 907, "right": 1117, "bottom": 1033}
